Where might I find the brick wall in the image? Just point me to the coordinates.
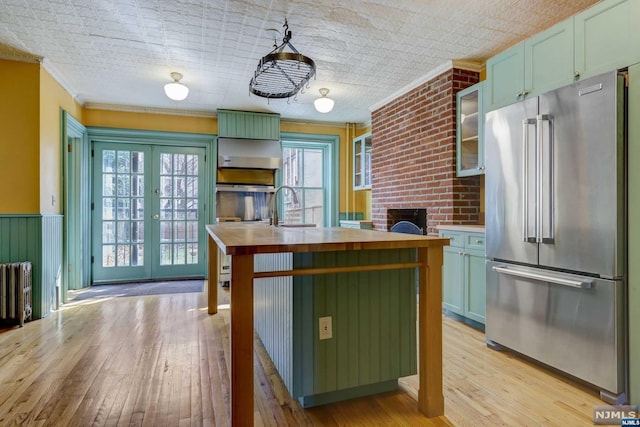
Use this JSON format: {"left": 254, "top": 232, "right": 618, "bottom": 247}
{"left": 371, "top": 67, "right": 481, "bottom": 234}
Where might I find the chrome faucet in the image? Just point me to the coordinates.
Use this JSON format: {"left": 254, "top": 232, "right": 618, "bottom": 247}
{"left": 270, "top": 185, "right": 299, "bottom": 226}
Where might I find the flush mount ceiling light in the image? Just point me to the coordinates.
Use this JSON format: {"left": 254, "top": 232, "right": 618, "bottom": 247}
{"left": 314, "top": 88, "right": 334, "bottom": 113}
{"left": 164, "top": 72, "right": 189, "bottom": 101}
{"left": 249, "top": 19, "right": 316, "bottom": 100}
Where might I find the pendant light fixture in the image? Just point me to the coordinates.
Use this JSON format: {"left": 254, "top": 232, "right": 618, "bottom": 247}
{"left": 314, "top": 88, "right": 334, "bottom": 113}
{"left": 164, "top": 72, "right": 189, "bottom": 101}
{"left": 249, "top": 19, "right": 316, "bottom": 100}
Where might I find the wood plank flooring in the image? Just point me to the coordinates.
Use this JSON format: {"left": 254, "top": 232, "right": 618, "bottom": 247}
{"left": 0, "top": 282, "right": 602, "bottom": 426}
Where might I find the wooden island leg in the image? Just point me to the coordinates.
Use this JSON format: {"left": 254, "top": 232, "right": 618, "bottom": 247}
{"left": 230, "top": 253, "right": 255, "bottom": 426}
{"left": 208, "top": 235, "right": 218, "bottom": 314}
{"left": 417, "top": 246, "right": 445, "bottom": 417}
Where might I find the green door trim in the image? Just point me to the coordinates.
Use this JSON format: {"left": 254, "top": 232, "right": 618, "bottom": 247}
{"left": 62, "top": 110, "right": 89, "bottom": 302}
{"left": 87, "top": 127, "right": 216, "bottom": 283}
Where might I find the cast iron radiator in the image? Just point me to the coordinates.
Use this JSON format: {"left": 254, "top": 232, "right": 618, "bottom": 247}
{"left": 0, "top": 262, "right": 33, "bottom": 327}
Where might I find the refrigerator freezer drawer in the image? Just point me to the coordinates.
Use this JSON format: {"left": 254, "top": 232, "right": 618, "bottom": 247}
{"left": 486, "top": 261, "right": 625, "bottom": 394}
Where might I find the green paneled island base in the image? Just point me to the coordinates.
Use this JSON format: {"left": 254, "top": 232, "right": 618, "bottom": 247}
{"left": 206, "top": 223, "right": 449, "bottom": 426}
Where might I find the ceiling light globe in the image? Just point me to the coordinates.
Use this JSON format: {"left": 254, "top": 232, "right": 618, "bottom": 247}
{"left": 314, "top": 95, "right": 334, "bottom": 113}
{"left": 164, "top": 82, "right": 189, "bottom": 101}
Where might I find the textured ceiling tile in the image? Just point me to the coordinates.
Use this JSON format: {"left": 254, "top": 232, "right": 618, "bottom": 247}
{"left": 0, "top": 0, "right": 600, "bottom": 122}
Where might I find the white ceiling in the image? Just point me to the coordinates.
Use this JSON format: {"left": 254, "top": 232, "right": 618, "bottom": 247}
{"left": 0, "top": 0, "right": 599, "bottom": 124}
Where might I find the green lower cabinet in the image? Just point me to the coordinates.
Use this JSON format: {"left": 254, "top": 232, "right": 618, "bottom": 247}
{"left": 464, "top": 248, "right": 486, "bottom": 324}
{"left": 439, "top": 229, "right": 486, "bottom": 326}
{"left": 442, "top": 245, "right": 464, "bottom": 315}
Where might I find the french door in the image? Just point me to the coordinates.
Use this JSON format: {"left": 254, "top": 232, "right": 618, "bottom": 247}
{"left": 92, "top": 143, "right": 206, "bottom": 283}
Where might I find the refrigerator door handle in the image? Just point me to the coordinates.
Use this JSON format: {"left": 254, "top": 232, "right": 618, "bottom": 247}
{"left": 522, "top": 118, "right": 537, "bottom": 242}
{"left": 537, "top": 114, "right": 554, "bottom": 244}
{"left": 492, "top": 265, "right": 593, "bottom": 289}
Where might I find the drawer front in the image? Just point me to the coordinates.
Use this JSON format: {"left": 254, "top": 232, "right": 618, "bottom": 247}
{"left": 339, "top": 221, "right": 358, "bottom": 229}
{"left": 439, "top": 230, "right": 464, "bottom": 248}
{"left": 465, "top": 233, "right": 486, "bottom": 251}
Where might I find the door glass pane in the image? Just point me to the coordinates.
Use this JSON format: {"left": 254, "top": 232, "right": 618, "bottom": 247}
{"left": 100, "top": 149, "right": 145, "bottom": 268}
{"left": 103, "top": 222, "right": 115, "bottom": 243}
{"left": 186, "top": 243, "right": 198, "bottom": 264}
{"left": 158, "top": 152, "right": 199, "bottom": 267}
{"left": 160, "top": 244, "right": 171, "bottom": 265}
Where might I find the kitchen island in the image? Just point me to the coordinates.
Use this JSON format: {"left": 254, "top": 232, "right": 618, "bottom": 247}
{"left": 206, "top": 223, "right": 448, "bottom": 426}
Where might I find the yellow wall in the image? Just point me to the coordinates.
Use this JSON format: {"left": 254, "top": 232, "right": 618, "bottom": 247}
{"left": 2, "top": 68, "right": 368, "bottom": 220}
{"left": 84, "top": 109, "right": 216, "bottom": 135}
{"left": 0, "top": 59, "right": 40, "bottom": 213}
{"left": 39, "top": 67, "right": 83, "bottom": 214}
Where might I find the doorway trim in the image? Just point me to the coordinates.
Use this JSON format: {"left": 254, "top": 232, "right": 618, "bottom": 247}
{"left": 87, "top": 127, "right": 216, "bottom": 283}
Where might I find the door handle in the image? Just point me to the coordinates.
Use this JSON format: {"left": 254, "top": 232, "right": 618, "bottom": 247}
{"left": 522, "top": 118, "right": 536, "bottom": 242}
{"left": 537, "top": 114, "right": 554, "bottom": 243}
{"left": 492, "top": 265, "right": 593, "bottom": 289}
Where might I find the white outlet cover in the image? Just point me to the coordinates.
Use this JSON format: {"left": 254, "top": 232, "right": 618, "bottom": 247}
{"left": 319, "top": 316, "right": 332, "bottom": 340}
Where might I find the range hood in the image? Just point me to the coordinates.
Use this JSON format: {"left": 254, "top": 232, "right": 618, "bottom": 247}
{"left": 217, "top": 137, "right": 283, "bottom": 169}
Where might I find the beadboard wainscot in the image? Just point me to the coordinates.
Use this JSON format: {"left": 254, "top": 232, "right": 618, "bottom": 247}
{"left": 0, "top": 214, "right": 62, "bottom": 319}
{"left": 206, "top": 222, "right": 449, "bottom": 426}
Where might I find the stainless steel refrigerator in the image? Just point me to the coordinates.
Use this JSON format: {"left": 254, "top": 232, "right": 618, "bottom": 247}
{"left": 485, "top": 70, "right": 627, "bottom": 402}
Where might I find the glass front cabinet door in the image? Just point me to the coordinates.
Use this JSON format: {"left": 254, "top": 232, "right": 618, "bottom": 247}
{"left": 353, "top": 132, "right": 372, "bottom": 189}
{"left": 457, "top": 82, "right": 484, "bottom": 176}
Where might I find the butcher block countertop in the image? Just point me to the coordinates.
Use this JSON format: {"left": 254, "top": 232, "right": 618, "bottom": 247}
{"left": 206, "top": 223, "right": 449, "bottom": 256}
{"left": 206, "top": 222, "right": 449, "bottom": 425}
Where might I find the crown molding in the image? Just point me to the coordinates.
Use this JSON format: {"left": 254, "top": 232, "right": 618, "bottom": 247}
{"left": 42, "top": 58, "right": 79, "bottom": 100}
{"left": 85, "top": 103, "right": 369, "bottom": 128}
{"left": 280, "top": 117, "right": 368, "bottom": 129}
{"left": 369, "top": 59, "right": 484, "bottom": 112}
{"left": 452, "top": 59, "right": 485, "bottom": 72}
{"left": 0, "top": 49, "right": 42, "bottom": 64}
{"left": 368, "top": 61, "right": 454, "bottom": 112}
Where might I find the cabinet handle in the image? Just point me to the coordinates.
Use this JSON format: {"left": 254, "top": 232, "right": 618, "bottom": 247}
{"left": 574, "top": 71, "right": 581, "bottom": 78}
{"left": 522, "top": 89, "right": 529, "bottom": 96}
{"left": 516, "top": 91, "right": 522, "bottom": 98}
{"left": 476, "top": 240, "right": 483, "bottom": 244}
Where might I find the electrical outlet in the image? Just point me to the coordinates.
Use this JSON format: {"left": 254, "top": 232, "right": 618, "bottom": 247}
{"left": 318, "top": 316, "right": 332, "bottom": 340}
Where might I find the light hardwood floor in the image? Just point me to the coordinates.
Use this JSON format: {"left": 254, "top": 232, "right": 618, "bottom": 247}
{"left": 0, "top": 282, "right": 601, "bottom": 426}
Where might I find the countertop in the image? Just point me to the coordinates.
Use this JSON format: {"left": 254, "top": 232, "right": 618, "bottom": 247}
{"left": 437, "top": 224, "right": 485, "bottom": 233}
{"left": 206, "top": 223, "right": 448, "bottom": 256}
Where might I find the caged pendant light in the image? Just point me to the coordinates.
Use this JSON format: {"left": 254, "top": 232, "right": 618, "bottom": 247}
{"left": 249, "top": 19, "right": 316, "bottom": 100}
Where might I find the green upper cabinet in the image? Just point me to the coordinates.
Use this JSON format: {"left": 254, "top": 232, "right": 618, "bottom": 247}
{"left": 486, "top": 20, "right": 573, "bottom": 112}
{"left": 353, "top": 132, "right": 372, "bottom": 189}
{"left": 217, "top": 109, "right": 280, "bottom": 140}
{"left": 457, "top": 82, "right": 484, "bottom": 176}
{"left": 486, "top": 0, "right": 640, "bottom": 112}
{"left": 485, "top": 42, "right": 525, "bottom": 111}
{"left": 524, "top": 19, "right": 575, "bottom": 96}
{"left": 574, "top": 0, "right": 640, "bottom": 79}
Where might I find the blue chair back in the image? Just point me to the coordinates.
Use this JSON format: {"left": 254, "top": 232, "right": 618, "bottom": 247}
{"left": 390, "top": 221, "right": 423, "bottom": 235}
